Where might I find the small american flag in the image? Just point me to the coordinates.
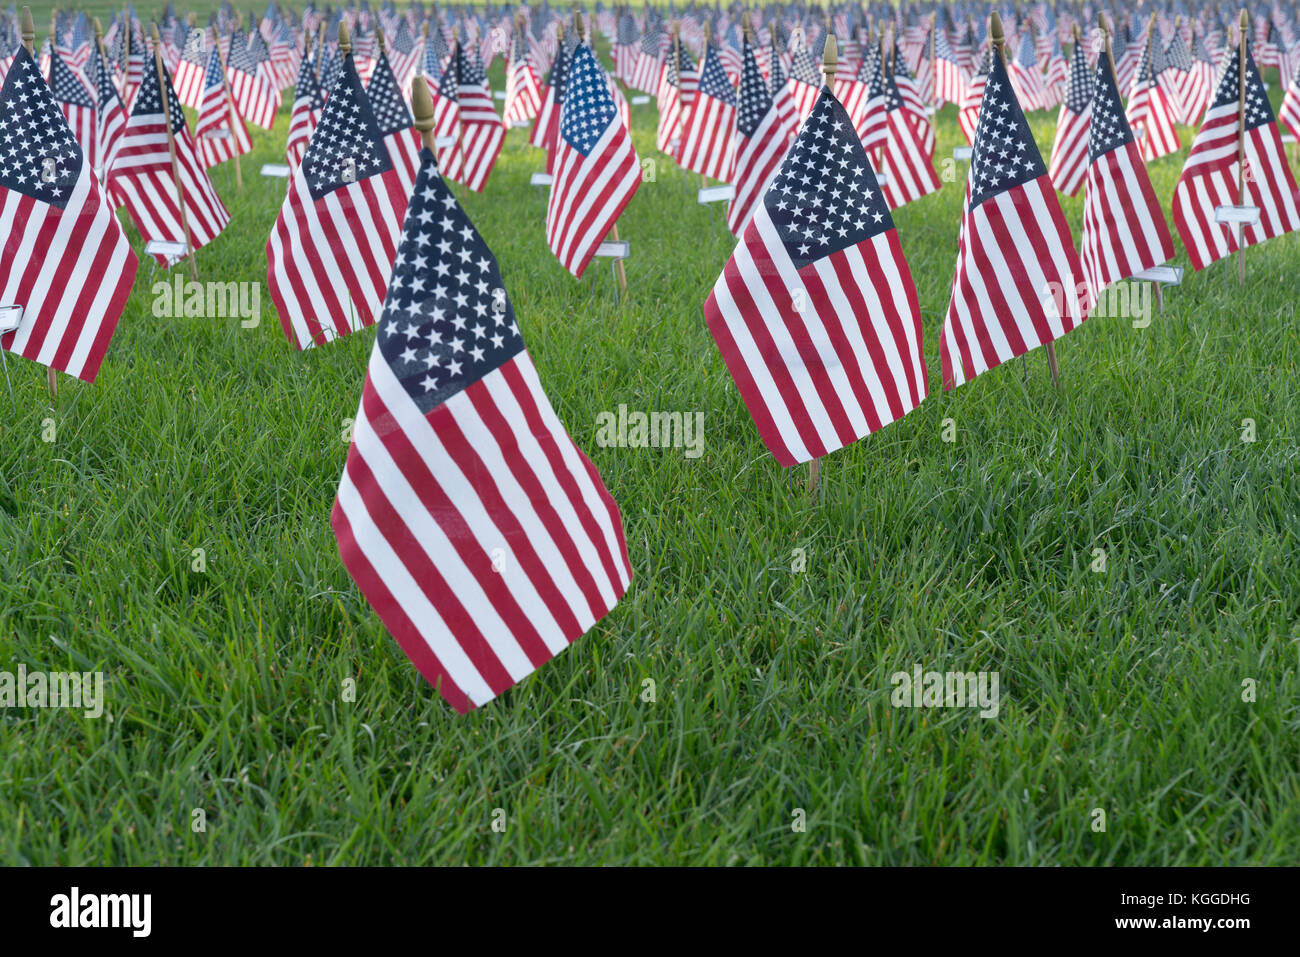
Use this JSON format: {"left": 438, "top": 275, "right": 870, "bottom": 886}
{"left": 529, "top": 33, "right": 570, "bottom": 159}
{"left": 878, "top": 56, "right": 942, "bottom": 208}
{"left": 107, "top": 48, "right": 230, "bottom": 265}
{"left": 1172, "top": 38, "right": 1300, "bottom": 271}
{"left": 0, "top": 47, "right": 137, "bottom": 383}
{"left": 940, "top": 51, "right": 1087, "bottom": 391}
{"left": 441, "top": 43, "right": 505, "bottom": 192}
{"left": 767, "top": 32, "right": 797, "bottom": 140}
{"left": 226, "top": 28, "right": 278, "bottom": 129}
{"left": 703, "top": 85, "right": 928, "bottom": 467}
{"left": 787, "top": 41, "right": 822, "bottom": 123}
{"left": 1125, "top": 34, "right": 1180, "bottom": 161}
{"left": 267, "top": 50, "right": 407, "bottom": 349}
{"left": 1047, "top": 39, "right": 1093, "bottom": 196}
{"left": 627, "top": 20, "right": 664, "bottom": 94}
{"left": 676, "top": 40, "right": 737, "bottom": 183}
{"left": 959, "top": 47, "right": 992, "bottom": 145}
{"left": 931, "top": 24, "right": 968, "bottom": 104}
{"left": 728, "top": 35, "right": 789, "bottom": 236}
{"left": 1009, "top": 31, "right": 1050, "bottom": 111}
{"left": 545, "top": 43, "right": 641, "bottom": 278}
{"left": 285, "top": 41, "right": 322, "bottom": 170}
{"left": 195, "top": 47, "right": 252, "bottom": 169}
{"left": 655, "top": 40, "right": 693, "bottom": 154}
{"left": 89, "top": 39, "right": 127, "bottom": 182}
{"left": 331, "top": 149, "right": 631, "bottom": 714}
{"left": 1080, "top": 50, "right": 1175, "bottom": 303}
{"left": 365, "top": 45, "right": 421, "bottom": 198}
{"left": 1182, "top": 28, "right": 1217, "bottom": 127}
{"left": 173, "top": 24, "right": 207, "bottom": 108}
{"left": 503, "top": 27, "right": 542, "bottom": 126}
{"left": 47, "top": 43, "right": 96, "bottom": 167}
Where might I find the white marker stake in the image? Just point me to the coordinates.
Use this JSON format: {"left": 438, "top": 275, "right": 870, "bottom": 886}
{"left": 697, "top": 184, "right": 736, "bottom": 204}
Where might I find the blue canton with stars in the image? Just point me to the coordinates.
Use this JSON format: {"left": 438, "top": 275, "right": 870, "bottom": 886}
{"left": 736, "top": 39, "right": 772, "bottom": 138}
{"left": 969, "top": 53, "right": 1046, "bottom": 208}
{"left": 50, "top": 46, "right": 94, "bottom": 108}
{"left": 378, "top": 149, "right": 524, "bottom": 413}
{"left": 561, "top": 44, "right": 617, "bottom": 157}
{"left": 203, "top": 47, "right": 224, "bottom": 90}
{"left": 366, "top": 52, "right": 412, "bottom": 137}
{"left": 300, "top": 54, "right": 392, "bottom": 200}
{"left": 133, "top": 53, "right": 188, "bottom": 136}
{"left": 0, "top": 48, "right": 83, "bottom": 208}
{"left": 1065, "top": 41, "right": 1095, "bottom": 114}
{"left": 697, "top": 42, "right": 736, "bottom": 106}
{"left": 1211, "top": 42, "right": 1274, "bottom": 130}
{"left": 763, "top": 89, "right": 893, "bottom": 270}
{"left": 1088, "top": 53, "right": 1134, "bottom": 162}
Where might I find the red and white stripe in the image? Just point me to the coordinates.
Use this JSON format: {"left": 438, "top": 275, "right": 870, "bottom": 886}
{"left": 332, "top": 349, "right": 632, "bottom": 714}
{"left": 503, "top": 48, "right": 543, "bottom": 126}
{"left": 227, "top": 61, "right": 278, "bottom": 129}
{"left": 878, "top": 108, "right": 941, "bottom": 207}
{"left": 1126, "top": 76, "right": 1180, "bottom": 161}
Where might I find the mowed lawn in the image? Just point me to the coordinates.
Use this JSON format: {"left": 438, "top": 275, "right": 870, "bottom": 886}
{"left": 1, "top": 8, "right": 1299, "bottom": 865}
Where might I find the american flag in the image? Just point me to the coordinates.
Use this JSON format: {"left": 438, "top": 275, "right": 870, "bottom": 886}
{"left": 195, "top": 47, "right": 251, "bottom": 169}
{"left": 1125, "top": 31, "right": 1180, "bottom": 160}
{"left": 107, "top": 49, "right": 230, "bottom": 265}
{"left": 434, "top": 43, "right": 505, "bottom": 192}
{"left": 172, "top": 22, "right": 208, "bottom": 108}
{"left": 386, "top": 19, "right": 420, "bottom": 92}
{"left": 676, "top": 40, "right": 737, "bottom": 183}
{"left": 703, "top": 85, "right": 928, "bottom": 467}
{"left": 545, "top": 43, "right": 641, "bottom": 279}
{"left": 266, "top": 49, "right": 407, "bottom": 349}
{"left": 1183, "top": 28, "right": 1217, "bottom": 127}
{"left": 655, "top": 39, "right": 693, "bottom": 154}
{"left": 47, "top": 43, "right": 95, "bottom": 166}
{"left": 768, "top": 31, "right": 797, "bottom": 140}
{"left": 1047, "top": 39, "right": 1093, "bottom": 196}
{"left": 89, "top": 38, "right": 127, "bottom": 182}
{"left": 530, "top": 33, "right": 571, "bottom": 167}
{"left": 227, "top": 27, "right": 278, "bottom": 128}
{"left": 959, "top": 48, "right": 992, "bottom": 145}
{"left": 627, "top": 20, "right": 664, "bottom": 94}
{"left": 503, "top": 26, "right": 542, "bottom": 126}
{"left": 0, "top": 47, "right": 137, "bottom": 383}
{"left": 931, "top": 23, "right": 968, "bottom": 104}
{"left": 940, "top": 51, "right": 1087, "bottom": 391}
{"left": 842, "top": 35, "right": 886, "bottom": 150}
{"left": 728, "top": 35, "right": 789, "bottom": 236}
{"left": 366, "top": 44, "right": 421, "bottom": 198}
{"left": 1172, "top": 39, "right": 1300, "bottom": 271}
{"left": 889, "top": 48, "right": 935, "bottom": 156}
{"left": 1080, "top": 50, "right": 1175, "bottom": 303}
{"left": 331, "top": 149, "right": 631, "bottom": 714}
{"left": 1009, "top": 31, "right": 1050, "bottom": 111}
{"left": 286, "top": 40, "right": 322, "bottom": 170}
{"left": 1283, "top": 52, "right": 1300, "bottom": 143}
{"left": 613, "top": 9, "right": 639, "bottom": 83}
{"left": 787, "top": 41, "right": 822, "bottom": 122}
{"left": 878, "top": 56, "right": 942, "bottom": 208}
{"left": 1162, "top": 29, "right": 1203, "bottom": 125}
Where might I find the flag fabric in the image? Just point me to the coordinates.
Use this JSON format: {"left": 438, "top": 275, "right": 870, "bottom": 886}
{"left": 728, "top": 36, "right": 789, "bottom": 236}
{"left": 1279, "top": 53, "right": 1300, "bottom": 143}
{"left": 655, "top": 40, "right": 692, "bottom": 153}
{"left": 366, "top": 46, "right": 421, "bottom": 198}
{"left": 676, "top": 41, "right": 737, "bottom": 183}
{"left": 787, "top": 42, "right": 823, "bottom": 122}
{"left": 877, "top": 62, "right": 942, "bottom": 208}
{"left": 1047, "top": 39, "right": 1093, "bottom": 196}
{"left": 530, "top": 35, "right": 570, "bottom": 161}
{"left": 267, "top": 50, "right": 407, "bottom": 349}
{"left": 331, "top": 149, "right": 631, "bottom": 714}
{"left": 89, "top": 40, "right": 127, "bottom": 181}
{"left": 47, "top": 44, "right": 96, "bottom": 164}
{"left": 503, "top": 28, "right": 542, "bottom": 126}
{"left": 842, "top": 37, "right": 886, "bottom": 150}
{"left": 1009, "top": 32, "right": 1050, "bottom": 111}
{"left": 226, "top": 28, "right": 278, "bottom": 129}
{"left": 958, "top": 48, "right": 992, "bottom": 145}
{"left": 195, "top": 47, "right": 252, "bottom": 169}
{"left": 1125, "top": 35, "right": 1180, "bottom": 161}
{"left": 940, "top": 52, "right": 1087, "bottom": 391}
{"left": 1172, "top": 40, "right": 1300, "bottom": 271}
{"left": 627, "top": 22, "right": 664, "bottom": 94}
{"left": 438, "top": 43, "right": 505, "bottom": 192}
{"left": 1183, "top": 29, "right": 1217, "bottom": 127}
{"left": 285, "top": 42, "right": 322, "bottom": 170}
{"left": 545, "top": 43, "right": 641, "bottom": 278}
{"left": 703, "top": 85, "right": 928, "bottom": 468}
{"left": 1080, "top": 51, "right": 1175, "bottom": 303}
{"left": 0, "top": 48, "right": 137, "bottom": 383}
{"left": 107, "top": 51, "right": 230, "bottom": 265}
{"left": 768, "top": 34, "right": 798, "bottom": 139}
{"left": 173, "top": 24, "right": 208, "bottom": 107}
{"left": 931, "top": 25, "right": 968, "bottom": 105}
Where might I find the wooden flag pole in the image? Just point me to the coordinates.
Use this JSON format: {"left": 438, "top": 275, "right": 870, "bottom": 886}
{"left": 21, "top": 7, "right": 57, "bottom": 399}
{"left": 992, "top": 10, "right": 1060, "bottom": 390}
{"left": 151, "top": 23, "right": 199, "bottom": 280}
{"left": 1236, "top": 8, "right": 1249, "bottom": 284}
{"left": 315, "top": 23, "right": 326, "bottom": 81}
{"left": 808, "top": 32, "right": 840, "bottom": 496}
{"left": 699, "top": 20, "right": 710, "bottom": 188}
{"left": 218, "top": 24, "right": 243, "bottom": 190}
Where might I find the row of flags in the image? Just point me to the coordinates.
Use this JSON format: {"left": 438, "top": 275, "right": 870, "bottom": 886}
{"left": 4, "top": 2, "right": 1300, "bottom": 712}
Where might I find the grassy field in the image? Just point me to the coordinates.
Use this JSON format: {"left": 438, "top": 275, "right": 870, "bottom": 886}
{"left": 2, "top": 7, "right": 1299, "bottom": 865}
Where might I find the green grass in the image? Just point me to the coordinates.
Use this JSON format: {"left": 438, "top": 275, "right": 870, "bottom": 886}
{"left": 2, "top": 15, "right": 1299, "bottom": 865}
